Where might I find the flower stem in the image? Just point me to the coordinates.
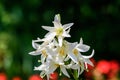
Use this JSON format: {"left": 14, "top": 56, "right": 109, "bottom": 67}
{"left": 70, "top": 69, "right": 79, "bottom": 80}
{"left": 73, "top": 70, "right": 79, "bottom": 80}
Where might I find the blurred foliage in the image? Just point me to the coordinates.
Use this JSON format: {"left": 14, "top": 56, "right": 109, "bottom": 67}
{"left": 0, "top": 0, "right": 120, "bottom": 79}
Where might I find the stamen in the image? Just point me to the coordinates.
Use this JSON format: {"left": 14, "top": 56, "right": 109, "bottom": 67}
{"left": 56, "top": 27, "right": 63, "bottom": 36}
{"left": 41, "top": 50, "right": 47, "bottom": 56}
{"left": 73, "top": 49, "right": 79, "bottom": 55}
{"left": 59, "top": 48, "right": 65, "bottom": 56}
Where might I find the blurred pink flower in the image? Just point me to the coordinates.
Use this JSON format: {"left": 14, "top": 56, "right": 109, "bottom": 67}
{"left": 12, "top": 76, "right": 22, "bottom": 80}
{"left": 29, "top": 74, "right": 43, "bottom": 80}
{"left": 96, "top": 60, "right": 110, "bottom": 74}
{"left": 0, "top": 73, "right": 7, "bottom": 80}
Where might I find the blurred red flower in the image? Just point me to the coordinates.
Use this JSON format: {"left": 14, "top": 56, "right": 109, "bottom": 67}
{"left": 85, "top": 59, "right": 119, "bottom": 80}
{"left": 110, "top": 60, "right": 119, "bottom": 73}
{"left": 96, "top": 60, "right": 110, "bottom": 74}
{"left": 0, "top": 73, "right": 7, "bottom": 80}
{"left": 12, "top": 76, "right": 22, "bottom": 80}
{"left": 29, "top": 74, "right": 43, "bottom": 80}
{"left": 108, "top": 60, "right": 119, "bottom": 78}
{"left": 50, "top": 72, "right": 58, "bottom": 80}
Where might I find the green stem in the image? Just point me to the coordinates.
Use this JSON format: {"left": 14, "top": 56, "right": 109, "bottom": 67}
{"left": 73, "top": 70, "right": 79, "bottom": 80}
{"left": 69, "top": 69, "right": 79, "bottom": 80}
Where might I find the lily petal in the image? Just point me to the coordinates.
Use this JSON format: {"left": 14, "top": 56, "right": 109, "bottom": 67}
{"left": 63, "top": 23, "right": 74, "bottom": 30}
{"left": 82, "top": 49, "right": 94, "bottom": 58}
{"left": 48, "top": 63, "right": 58, "bottom": 74}
{"left": 84, "top": 59, "right": 94, "bottom": 67}
{"left": 54, "top": 14, "right": 61, "bottom": 23}
{"left": 58, "top": 36, "right": 63, "bottom": 47}
{"left": 60, "top": 66, "right": 70, "bottom": 78}
{"left": 41, "top": 54, "right": 46, "bottom": 63}
{"left": 77, "top": 44, "right": 90, "bottom": 52}
{"left": 34, "top": 63, "right": 47, "bottom": 71}
{"left": 29, "top": 51, "right": 41, "bottom": 55}
{"left": 79, "top": 62, "right": 84, "bottom": 75}
{"left": 44, "top": 32, "right": 56, "bottom": 40}
{"left": 32, "top": 42, "right": 40, "bottom": 49}
{"left": 42, "top": 26, "right": 54, "bottom": 32}
{"left": 53, "top": 21, "right": 62, "bottom": 28}
{"left": 71, "top": 64, "right": 79, "bottom": 69}
{"left": 68, "top": 52, "right": 78, "bottom": 63}
{"left": 66, "top": 28, "right": 71, "bottom": 34}
{"left": 79, "top": 38, "right": 83, "bottom": 44}
{"left": 62, "top": 31, "right": 71, "bottom": 37}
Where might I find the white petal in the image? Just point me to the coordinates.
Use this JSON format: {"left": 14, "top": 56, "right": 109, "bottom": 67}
{"left": 66, "top": 28, "right": 71, "bottom": 33}
{"left": 68, "top": 52, "right": 78, "bottom": 63}
{"left": 62, "top": 31, "right": 71, "bottom": 37}
{"left": 48, "top": 63, "right": 58, "bottom": 74}
{"left": 84, "top": 59, "right": 94, "bottom": 67}
{"left": 42, "top": 26, "right": 54, "bottom": 32}
{"left": 63, "top": 23, "right": 74, "bottom": 30}
{"left": 32, "top": 40, "right": 40, "bottom": 49}
{"left": 82, "top": 49, "right": 94, "bottom": 58}
{"left": 44, "top": 32, "right": 56, "bottom": 40}
{"left": 68, "top": 42, "right": 78, "bottom": 50}
{"left": 60, "top": 66, "right": 70, "bottom": 78}
{"left": 37, "top": 37, "right": 44, "bottom": 41}
{"left": 77, "top": 44, "right": 90, "bottom": 52}
{"left": 29, "top": 51, "right": 41, "bottom": 55}
{"left": 44, "top": 32, "right": 51, "bottom": 38}
{"left": 53, "top": 39, "right": 58, "bottom": 46}
{"left": 58, "top": 36, "right": 63, "bottom": 47}
{"left": 54, "top": 14, "right": 61, "bottom": 22}
{"left": 41, "top": 55, "right": 46, "bottom": 63}
{"left": 77, "top": 66, "right": 80, "bottom": 77}
{"left": 53, "top": 21, "right": 62, "bottom": 28}
{"left": 33, "top": 38, "right": 44, "bottom": 42}
{"left": 64, "top": 56, "right": 70, "bottom": 61}
{"left": 79, "top": 38, "right": 83, "bottom": 44}
{"left": 46, "top": 48, "right": 57, "bottom": 59}
{"left": 34, "top": 63, "right": 47, "bottom": 71}
{"left": 71, "top": 64, "right": 79, "bottom": 69}
{"left": 79, "top": 62, "right": 84, "bottom": 75}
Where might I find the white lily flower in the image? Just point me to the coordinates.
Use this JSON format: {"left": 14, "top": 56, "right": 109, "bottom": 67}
{"left": 49, "top": 59, "right": 70, "bottom": 78}
{"left": 34, "top": 49, "right": 70, "bottom": 78}
{"left": 75, "top": 38, "right": 94, "bottom": 68}
{"left": 42, "top": 14, "right": 74, "bottom": 47}
{"left": 34, "top": 61, "right": 51, "bottom": 80}
{"left": 69, "top": 38, "right": 94, "bottom": 77}
{"left": 68, "top": 51, "right": 94, "bottom": 77}
{"left": 29, "top": 14, "right": 95, "bottom": 79}
{"left": 45, "top": 46, "right": 70, "bottom": 78}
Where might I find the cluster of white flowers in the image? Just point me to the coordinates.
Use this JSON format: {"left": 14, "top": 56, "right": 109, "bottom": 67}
{"left": 29, "top": 14, "right": 94, "bottom": 79}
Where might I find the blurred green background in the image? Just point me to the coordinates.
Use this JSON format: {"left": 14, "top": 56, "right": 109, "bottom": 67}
{"left": 0, "top": 0, "right": 120, "bottom": 79}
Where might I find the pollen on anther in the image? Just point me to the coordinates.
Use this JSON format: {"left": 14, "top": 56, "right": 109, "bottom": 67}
{"left": 73, "top": 49, "right": 78, "bottom": 55}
